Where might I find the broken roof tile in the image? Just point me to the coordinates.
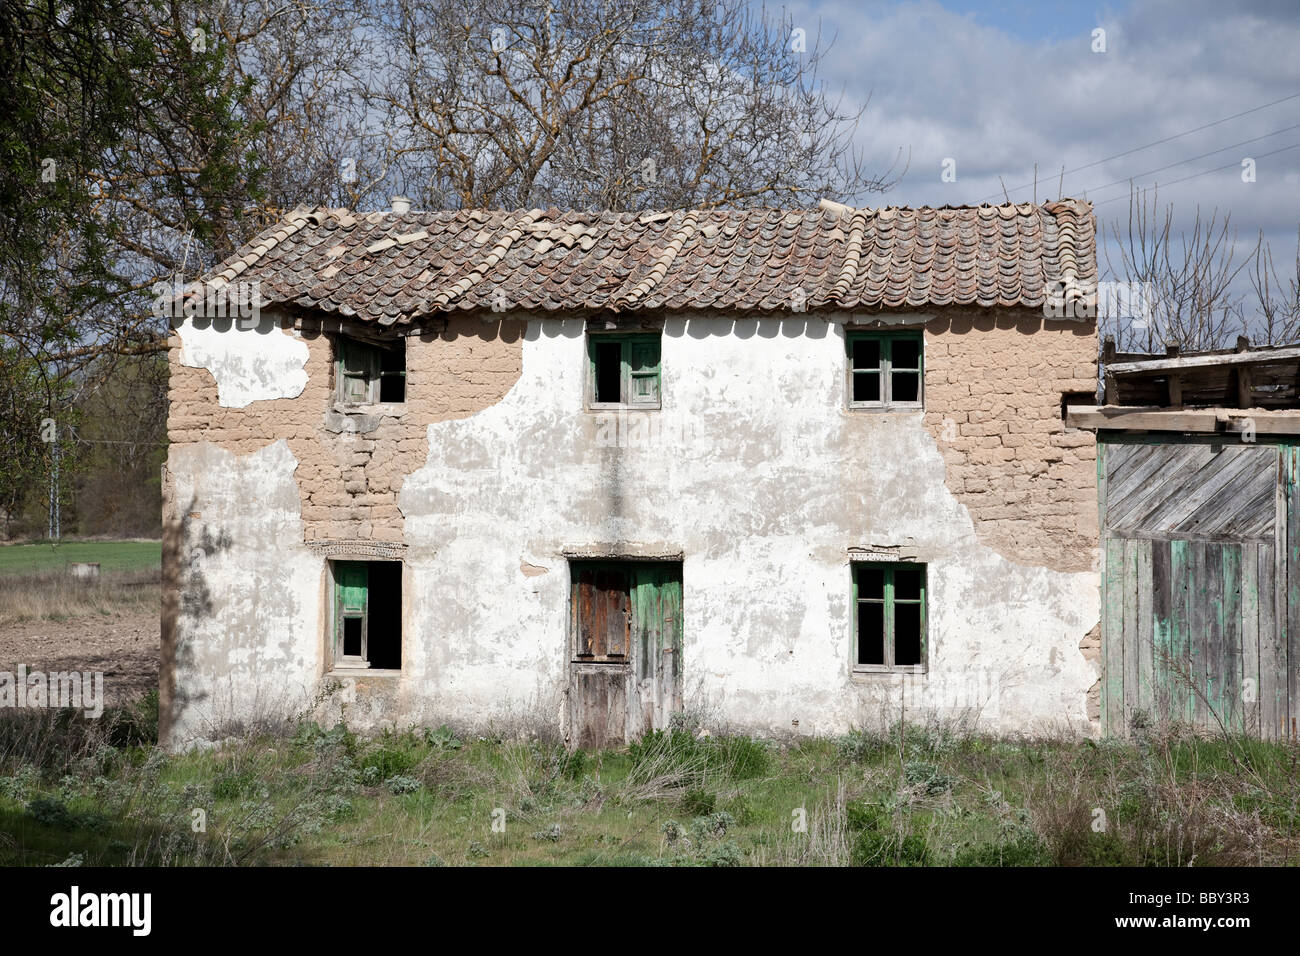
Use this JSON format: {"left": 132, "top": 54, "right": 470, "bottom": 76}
{"left": 197, "top": 200, "right": 1096, "bottom": 322}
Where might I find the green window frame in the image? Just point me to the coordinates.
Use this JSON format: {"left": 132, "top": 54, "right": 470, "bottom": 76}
{"left": 587, "top": 333, "right": 661, "bottom": 408}
{"left": 847, "top": 330, "right": 923, "bottom": 409}
{"left": 334, "top": 561, "right": 370, "bottom": 668}
{"left": 853, "top": 562, "right": 927, "bottom": 672}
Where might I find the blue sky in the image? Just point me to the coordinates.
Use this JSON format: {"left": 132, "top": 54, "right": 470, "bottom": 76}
{"left": 777, "top": 0, "right": 1300, "bottom": 288}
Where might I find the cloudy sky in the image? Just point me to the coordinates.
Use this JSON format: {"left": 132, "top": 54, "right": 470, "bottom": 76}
{"left": 786, "top": 0, "right": 1300, "bottom": 286}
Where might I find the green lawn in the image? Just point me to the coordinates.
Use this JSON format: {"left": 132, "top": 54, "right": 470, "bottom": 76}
{"left": 0, "top": 540, "right": 161, "bottom": 575}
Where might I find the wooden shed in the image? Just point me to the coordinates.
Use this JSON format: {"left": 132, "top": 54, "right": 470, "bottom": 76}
{"left": 1068, "top": 338, "right": 1300, "bottom": 739}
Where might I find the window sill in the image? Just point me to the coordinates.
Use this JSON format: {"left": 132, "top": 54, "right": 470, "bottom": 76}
{"left": 851, "top": 665, "right": 928, "bottom": 677}
{"left": 847, "top": 404, "right": 924, "bottom": 413}
{"left": 327, "top": 667, "right": 402, "bottom": 678}
{"left": 332, "top": 401, "right": 406, "bottom": 415}
{"left": 587, "top": 403, "right": 661, "bottom": 412}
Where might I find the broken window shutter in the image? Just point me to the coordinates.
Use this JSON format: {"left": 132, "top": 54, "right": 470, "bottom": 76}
{"left": 627, "top": 337, "right": 661, "bottom": 405}
{"left": 335, "top": 562, "right": 369, "bottom": 663}
{"left": 338, "top": 338, "right": 378, "bottom": 403}
{"left": 575, "top": 568, "right": 598, "bottom": 657}
{"left": 573, "top": 564, "right": 631, "bottom": 660}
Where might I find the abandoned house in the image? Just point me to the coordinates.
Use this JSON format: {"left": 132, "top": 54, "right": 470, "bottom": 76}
{"left": 159, "top": 199, "right": 1103, "bottom": 749}
{"left": 1069, "top": 339, "right": 1300, "bottom": 740}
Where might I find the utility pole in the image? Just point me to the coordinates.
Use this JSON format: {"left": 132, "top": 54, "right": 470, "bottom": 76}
{"left": 46, "top": 417, "right": 60, "bottom": 540}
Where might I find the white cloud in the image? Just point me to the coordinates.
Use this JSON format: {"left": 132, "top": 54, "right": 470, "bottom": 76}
{"left": 787, "top": 0, "right": 1300, "bottom": 287}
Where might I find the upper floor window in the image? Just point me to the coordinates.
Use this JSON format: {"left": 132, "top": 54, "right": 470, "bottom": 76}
{"left": 336, "top": 336, "right": 405, "bottom": 405}
{"left": 588, "top": 332, "right": 661, "bottom": 409}
{"left": 847, "top": 330, "right": 923, "bottom": 410}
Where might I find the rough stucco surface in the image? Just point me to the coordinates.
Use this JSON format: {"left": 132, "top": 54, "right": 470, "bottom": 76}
{"left": 167, "top": 439, "right": 321, "bottom": 740}
{"left": 168, "top": 314, "right": 523, "bottom": 542}
{"left": 922, "top": 310, "right": 1099, "bottom": 571}
{"left": 177, "top": 317, "right": 310, "bottom": 407}
{"left": 164, "top": 306, "right": 1102, "bottom": 746}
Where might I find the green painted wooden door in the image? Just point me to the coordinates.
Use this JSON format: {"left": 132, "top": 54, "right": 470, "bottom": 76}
{"left": 1099, "top": 437, "right": 1291, "bottom": 738}
{"left": 569, "top": 561, "right": 682, "bottom": 748}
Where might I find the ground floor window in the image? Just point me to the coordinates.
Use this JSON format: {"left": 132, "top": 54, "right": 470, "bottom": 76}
{"left": 331, "top": 560, "right": 402, "bottom": 669}
{"left": 853, "top": 562, "right": 926, "bottom": 671}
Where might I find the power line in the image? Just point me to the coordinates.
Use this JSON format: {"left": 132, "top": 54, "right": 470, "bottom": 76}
{"left": 1090, "top": 141, "right": 1300, "bottom": 209}
{"left": 978, "top": 89, "right": 1300, "bottom": 203}
{"left": 1077, "top": 123, "right": 1300, "bottom": 199}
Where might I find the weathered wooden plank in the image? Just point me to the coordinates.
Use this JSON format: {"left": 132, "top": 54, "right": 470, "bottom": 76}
{"left": 1134, "top": 447, "right": 1265, "bottom": 534}
{"left": 1106, "top": 444, "right": 1209, "bottom": 526}
{"left": 1069, "top": 405, "right": 1300, "bottom": 433}
{"left": 1189, "top": 541, "right": 1209, "bottom": 728}
{"left": 1103, "top": 536, "right": 1127, "bottom": 736}
{"left": 1171, "top": 539, "right": 1192, "bottom": 726}
{"left": 1137, "top": 539, "right": 1155, "bottom": 720}
{"left": 1258, "top": 540, "right": 1281, "bottom": 741}
{"left": 1152, "top": 538, "right": 1173, "bottom": 721}
{"left": 1122, "top": 538, "right": 1141, "bottom": 732}
{"left": 1184, "top": 450, "right": 1278, "bottom": 537}
{"left": 1202, "top": 544, "right": 1224, "bottom": 731}
{"left": 1240, "top": 541, "right": 1260, "bottom": 737}
{"left": 1289, "top": 444, "right": 1300, "bottom": 741}
{"left": 1221, "top": 544, "right": 1242, "bottom": 733}
{"left": 1107, "top": 345, "right": 1300, "bottom": 375}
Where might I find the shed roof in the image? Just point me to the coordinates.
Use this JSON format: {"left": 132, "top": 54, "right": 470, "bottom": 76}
{"left": 194, "top": 200, "right": 1096, "bottom": 325}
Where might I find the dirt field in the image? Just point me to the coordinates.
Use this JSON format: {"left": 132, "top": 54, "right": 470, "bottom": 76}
{"left": 0, "top": 606, "right": 159, "bottom": 705}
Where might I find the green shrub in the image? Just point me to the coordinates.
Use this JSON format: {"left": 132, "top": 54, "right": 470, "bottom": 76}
{"left": 850, "top": 830, "right": 930, "bottom": 867}
{"left": 680, "top": 786, "right": 716, "bottom": 816}
{"left": 423, "top": 725, "right": 462, "bottom": 751}
{"left": 360, "top": 746, "right": 418, "bottom": 779}
{"left": 904, "top": 760, "right": 954, "bottom": 794}
{"left": 953, "top": 835, "right": 1049, "bottom": 867}
{"left": 384, "top": 775, "right": 421, "bottom": 794}
{"left": 698, "top": 840, "right": 744, "bottom": 867}
{"left": 715, "top": 736, "right": 771, "bottom": 779}
{"left": 846, "top": 798, "right": 888, "bottom": 832}
{"left": 213, "top": 769, "right": 256, "bottom": 800}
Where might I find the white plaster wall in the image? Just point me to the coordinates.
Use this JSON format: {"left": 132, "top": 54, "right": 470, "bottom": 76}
{"left": 169, "top": 314, "right": 1100, "bottom": 744}
{"left": 177, "top": 317, "right": 309, "bottom": 407}
{"left": 397, "top": 316, "right": 1100, "bottom": 737}
{"left": 169, "top": 440, "right": 322, "bottom": 744}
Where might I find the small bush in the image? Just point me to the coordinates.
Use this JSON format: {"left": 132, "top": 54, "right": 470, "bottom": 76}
{"left": 715, "top": 736, "right": 771, "bottom": 779}
{"left": 384, "top": 775, "right": 421, "bottom": 795}
{"left": 904, "top": 761, "right": 954, "bottom": 795}
{"left": 530, "top": 823, "right": 563, "bottom": 842}
{"left": 360, "top": 746, "right": 418, "bottom": 779}
{"left": 680, "top": 786, "right": 716, "bottom": 816}
{"left": 850, "top": 830, "right": 930, "bottom": 867}
{"left": 953, "top": 834, "right": 1049, "bottom": 867}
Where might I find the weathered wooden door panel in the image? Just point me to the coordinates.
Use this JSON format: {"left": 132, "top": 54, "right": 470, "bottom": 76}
{"left": 1103, "top": 537, "right": 1273, "bottom": 735}
{"left": 570, "top": 665, "right": 631, "bottom": 750}
{"left": 1100, "top": 437, "right": 1292, "bottom": 739}
{"left": 569, "top": 561, "right": 683, "bottom": 748}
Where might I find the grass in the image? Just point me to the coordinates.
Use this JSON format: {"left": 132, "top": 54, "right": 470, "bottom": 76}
{"left": 0, "top": 703, "right": 1296, "bottom": 867}
{"left": 0, "top": 540, "right": 161, "bottom": 623}
{"left": 0, "top": 540, "right": 161, "bottom": 575}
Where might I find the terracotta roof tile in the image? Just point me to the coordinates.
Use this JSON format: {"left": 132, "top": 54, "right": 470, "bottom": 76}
{"left": 195, "top": 200, "right": 1096, "bottom": 322}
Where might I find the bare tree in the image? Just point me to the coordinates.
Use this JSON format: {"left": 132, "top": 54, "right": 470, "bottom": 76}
{"left": 1250, "top": 227, "right": 1300, "bottom": 347}
{"left": 1104, "top": 187, "right": 1257, "bottom": 353}
{"left": 364, "top": 0, "right": 900, "bottom": 211}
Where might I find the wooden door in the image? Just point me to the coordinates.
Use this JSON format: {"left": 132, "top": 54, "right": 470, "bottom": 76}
{"left": 1099, "top": 437, "right": 1292, "bottom": 738}
{"left": 569, "top": 562, "right": 682, "bottom": 748}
